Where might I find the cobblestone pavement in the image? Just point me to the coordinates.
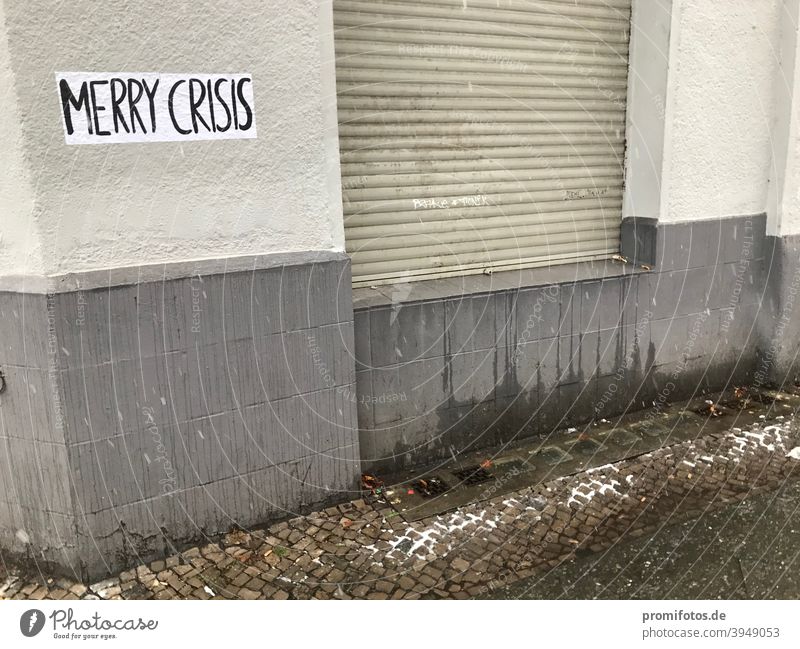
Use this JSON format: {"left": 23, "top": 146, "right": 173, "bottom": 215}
{"left": 2, "top": 420, "right": 799, "bottom": 600}
{"left": 491, "top": 476, "right": 800, "bottom": 599}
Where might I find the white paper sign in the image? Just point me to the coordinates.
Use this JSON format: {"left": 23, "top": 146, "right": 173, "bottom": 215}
{"left": 56, "top": 72, "right": 257, "bottom": 144}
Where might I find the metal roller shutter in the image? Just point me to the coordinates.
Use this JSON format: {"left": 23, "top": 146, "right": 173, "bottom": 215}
{"left": 333, "top": 0, "right": 632, "bottom": 287}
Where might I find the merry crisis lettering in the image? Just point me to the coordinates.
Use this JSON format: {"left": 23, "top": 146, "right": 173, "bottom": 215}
{"left": 56, "top": 72, "right": 257, "bottom": 144}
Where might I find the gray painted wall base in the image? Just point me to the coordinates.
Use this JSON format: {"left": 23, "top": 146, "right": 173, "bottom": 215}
{"left": 354, "top": 215, "right": 768, "bottom": 474}
{"left": 761, "top": 234, "right": 800, "bottom": 388}
{"left": 0, "top": 252, "right": 360, "bottom": 580}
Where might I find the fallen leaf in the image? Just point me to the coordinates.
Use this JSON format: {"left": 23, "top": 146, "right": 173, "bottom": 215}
{"left": 361, "top": 473, "right": 385, "bottom": 492}
{"left": 340, "top": 517, "right": 353, "bottom": 529}
{"left": 225, "top": 529, "right": 250, "bottom": 546}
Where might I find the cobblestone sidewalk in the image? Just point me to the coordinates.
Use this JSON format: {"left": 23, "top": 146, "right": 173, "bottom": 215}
{"left": 2, "top": 420, "right": 799, "bottom": 600}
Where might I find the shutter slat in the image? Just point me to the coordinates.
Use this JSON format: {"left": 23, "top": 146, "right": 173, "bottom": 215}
{"left": 335, "top": 0, "right": 629, "bottom": 31}
{"left": 335, "top": 26, "right": 628, "bottom": 55}
{"left": 344, "top": 187, "right": 623, "bottom": 216}
{"left": 341, "top": 144, "right": 624, "bottom": 164}
{"left": 340, "top": 133, "right": 625, "bottom": 151}
{"left": 341, "top": 143, "right": 625, "bottom": 164}
{"left": 337, "top": 82, "right": 626, "bottom": 101}
{"left": 340, "top": 110, "right": 624, "bottom": 124}
{"left": 347, "top": 212, "right": 620, "bottom": 240}
{"left": 349, "top": 229, "right": 620, "bottom": 263}
{"left": 337, "top": 95, "right": 624, "bottom": 111}
{"left": 336, "top": 67, "right": 629, "bottom": 88}
{"left": 349, "top": 225, "right": 621, "bottom": 254}
{"left": 344, "top": 197, "right": 622, "bottom": 227}
{"left": 334, "top": 13, "right": 629, "bottom": 44}
{"left": 336, "top": 54, "right": 628, "bottom": 78}
{"left": 335, "top": 40, "right": 626, "bottom": 67}
{"left": 343, "top": 159, "right": 622, "bottom": 187}
{"left": 340, "top": 124, "right": 623, "bottom": 139}
{"left": 343, "top": 172, "right": 622, "bottom": 202}
{"left": 367, "top": 0, "right": 630, "bottom": 18}
{"left": 342, "top": 154, "right": 621, "bottom": 178}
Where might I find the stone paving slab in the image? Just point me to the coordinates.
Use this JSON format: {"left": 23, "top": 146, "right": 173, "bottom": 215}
{"left": 2, "top": 418, "right": 799, "bottom": 600}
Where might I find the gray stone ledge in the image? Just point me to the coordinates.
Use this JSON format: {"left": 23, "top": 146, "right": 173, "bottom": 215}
{"left": 354, "top": 258, "right": 647, "bottom": 311}
{"left": 0, "top": 250, "right": 348, "bottom": 294}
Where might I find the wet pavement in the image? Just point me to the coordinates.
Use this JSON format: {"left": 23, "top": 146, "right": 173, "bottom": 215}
{"left": 488, "top": 477, "right": 800, "bottom": 600}
{"left": 385, "top": 387, "right": 800, "bottom": 522}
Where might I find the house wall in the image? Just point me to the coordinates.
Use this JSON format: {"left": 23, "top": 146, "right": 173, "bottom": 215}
{"left": 0, "top": 0, "right": 357, "bottom": 580}
{"left": 2, "top": 0, "right": 800, "bottom": 578}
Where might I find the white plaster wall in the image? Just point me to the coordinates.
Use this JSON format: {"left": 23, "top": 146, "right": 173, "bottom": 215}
{"left": 769, "top": 0, "right": 800, "bottom": 237}
{"left": 661, "top": 0, "right": 781, "bottom": 223}
{"left": 1, "top": 0, "right": 344, "bottom": 278}
{"left": 623, "top": 0, "right": 672, "bottom": 221}
{"left": 0, "top": 1, "right": 43, "bottom": 278}
{"left": 781, "top": 68, "right": 800, "bottom": 236}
